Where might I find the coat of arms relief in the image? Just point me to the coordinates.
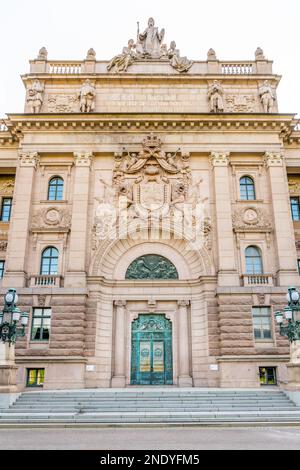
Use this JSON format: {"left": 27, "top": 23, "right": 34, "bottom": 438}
{"left": 93, "top": 134, "right": 211, "bottom": 250}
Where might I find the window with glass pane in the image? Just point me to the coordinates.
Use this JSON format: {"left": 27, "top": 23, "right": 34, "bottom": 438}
{"left": 0, "top": 198, "right": 12, "bottom": 222}
{"left": 48, "top": 177, "right": 64, "bottom": 201}
{"left": 252, "top": 307, "right": 272, "bottom": 340}
{"left": 27, "top": 368, "right": 45, "bottom": 387}
{"left": 240, "top": 176, "right": 256, "bottom": 200}
{"left": 290, "top": 197, "right": 300, "bottom": 221}
{"left": 245, "top": 246, "right": 263, "bottom": 274}
{"left": 259, "top": 367, "right": 277, "bottom": 385}
{"left": 31, "top": 308, "right": 52, "bottom": 341}
{"left": 0, "top": 260, "right": 5, "bottom": 279}
{"left": 298, "top": 260, "right": 300, "bottom": 275}
{"left": 40, "top": 247, "right": 59, "bottom": 275}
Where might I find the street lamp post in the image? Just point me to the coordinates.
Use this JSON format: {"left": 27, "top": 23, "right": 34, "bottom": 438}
{"left": 275, "top": 287, "right": 300, "bottom": 391}
{"left": 0, "top": 288, "right": 29, "bottom": 400}
{"left": 0, "top": 288, "right": 29, "bottom": 345}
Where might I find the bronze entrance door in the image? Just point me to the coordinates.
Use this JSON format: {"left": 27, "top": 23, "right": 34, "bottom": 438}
{"left": 130, "top": 314, "right": 173, "bottom": 385}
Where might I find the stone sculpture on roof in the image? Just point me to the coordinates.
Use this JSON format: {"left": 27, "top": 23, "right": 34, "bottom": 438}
{"left": 107, "top": 17, "right": 193, "bottom": 74}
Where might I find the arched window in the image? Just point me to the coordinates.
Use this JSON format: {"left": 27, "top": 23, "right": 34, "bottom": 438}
{"left": 125, "top": 255, "right": 179, "bottom": 279}
{"left": 245, "top": 246, "right": 263, "bottom": 274}
{"left": 48, "top": 177, "right": 64, "bottom": 201}
{"left": 240, "top": 176, "right": 256, "bottom": 200}
{"left": 40, "top": 247, "right": 59, "bottom": 275}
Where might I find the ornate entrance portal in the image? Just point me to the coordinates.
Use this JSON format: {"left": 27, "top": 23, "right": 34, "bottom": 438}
{"left": 131, "top": 314, "right": 173, "bottom": 385}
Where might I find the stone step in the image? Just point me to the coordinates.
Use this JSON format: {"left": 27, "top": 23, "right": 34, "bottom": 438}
{"left": 19, "top": 391, "right": 285, "bottom": 397}
{"left": 15, "top": 395, "right": 290, "bottom": 401}
{"left": 6, "top": 406, "right": 298, "bottom": 413}
{"left": 3, "top": 389, "right": 297, "bottom": 425}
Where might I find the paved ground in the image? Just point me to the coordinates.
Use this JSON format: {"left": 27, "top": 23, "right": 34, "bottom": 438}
{"left": 1, "top": 426, "right": 300, "bottom": 450}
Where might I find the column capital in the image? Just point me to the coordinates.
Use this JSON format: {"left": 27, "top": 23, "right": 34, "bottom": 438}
{"left": 178, "top": 300, "right": 190, "bottom": 307}
{"left": 210, "top": 152, "right": 230, "bottom": 167}
{"left": 18, "top": 151, "right": 39, "bottom": 168}
{"left": 73, "top": 152, "right": 93, "bottom": 167}
{"left": 264, "top": 152, "right": 284, "bottom": 167}
{"left": 114, "top": 300, "right": 126, "bottom": 307}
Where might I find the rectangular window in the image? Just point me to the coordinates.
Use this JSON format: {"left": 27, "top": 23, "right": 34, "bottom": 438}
{"left": 291, "top": 197, "right": 300, "bottom": 221}
{"left": 27, "top": 368, "right": 45, "bottom": 387}
{"left": 259, "top": 367, "right": 277, "bottom": 385}
{"left": 0, "top": 260, "right": 5, "bottom": 279}
{"left": 0, "top": 198, "right": 12, "bottom": 222}
{"left": 252, "top": 307, "right": 272, "bottom": 340}
{"left": 31, "top": 308, "right": 52, "bottom": 341}
{"left": 298, "top": 260, "right": 300, "bottom": 275}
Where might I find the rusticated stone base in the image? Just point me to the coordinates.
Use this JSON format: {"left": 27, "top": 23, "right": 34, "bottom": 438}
{"left": 0, "top": 365, "right": 18, "bottom": 391}
{"left": 285, "top": 363, "right": 300, "bottom": 391}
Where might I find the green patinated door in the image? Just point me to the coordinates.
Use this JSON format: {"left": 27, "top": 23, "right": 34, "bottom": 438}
{"left": 131, "top": 314, "right": 173, "bottom": 385}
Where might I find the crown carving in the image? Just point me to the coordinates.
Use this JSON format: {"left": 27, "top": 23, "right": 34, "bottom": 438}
{"left": 142, "top": 133, "right": 162, "bottom": 149}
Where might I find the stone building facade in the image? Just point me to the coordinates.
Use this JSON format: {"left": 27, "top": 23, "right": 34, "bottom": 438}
{"left": 1, "top": 19, "right": 300, "bottom": 390}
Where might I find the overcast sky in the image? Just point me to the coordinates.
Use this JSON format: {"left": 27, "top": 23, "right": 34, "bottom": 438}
{"left": 0, "top": 0, "right": 299, "bottom": 118}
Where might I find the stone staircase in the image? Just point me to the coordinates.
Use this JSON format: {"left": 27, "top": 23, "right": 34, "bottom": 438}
{"left": 0, "top": 388, "right": 300, "bottom": 425}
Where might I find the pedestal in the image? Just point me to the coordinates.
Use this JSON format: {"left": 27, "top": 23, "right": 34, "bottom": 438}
{"left": 0, "top": 342, "right": 18, "bottom": 400}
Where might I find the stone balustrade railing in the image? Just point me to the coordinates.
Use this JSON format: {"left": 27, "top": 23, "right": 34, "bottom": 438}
{"left": 221, "top": 63, "right": 253, "bottom": 75}
{"left": 29, "top": 59, "right": 273, "bottom": 75}
{"left": 241, "top": 274, "right": 274, "bottom": 287}
{"left": 48, "top": 62, "right": 82, "bottom": 74}
{"left": 30, "top": 274, "right": 63, "bottom": 287}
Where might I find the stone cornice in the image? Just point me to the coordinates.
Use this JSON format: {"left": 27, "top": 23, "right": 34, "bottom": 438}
{"left": 4, "top": 113, "right": 295, "bottom": 140}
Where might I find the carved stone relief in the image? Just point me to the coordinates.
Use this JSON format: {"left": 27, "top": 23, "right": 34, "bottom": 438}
{"left": 93, "top": 134, "right": 210, "bottom": 252}
{"left": 31, "top": 207, "right": 71, "bottom": 232}
{"left": 0, "top": 178, "right": 15, "bottom": 195}
{"left": 0, "top": 241, "right": 8, "bottom": 251}
{"left": 232, "top": 206, "right": 272, "bottom": 232}
{"left": 288, "top": 179, "right": 300, "bottom": 195}
{"left": 47, "top": 94, "right": 78, "bottom": 113}
{"left": 225, "top": 94, "right": 257, "bottom": 112}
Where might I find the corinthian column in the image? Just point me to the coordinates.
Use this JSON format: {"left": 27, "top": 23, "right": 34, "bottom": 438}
{"left": 64, "top": 152, "right": 93, "bottom": 287}
{"left": 111, "top": 300, "right": 126, "bottom": 388}
{"left": 264, "top": 152, "right": 299, "bottom": 285}
{"left": 210, "top": 152, "right": 239, "bottom": 286}
{"left": 3, "top": 152, "right": 39, "bottom": 287}
{"left": 178, "top": 300, "right": 193, "bottom": 387}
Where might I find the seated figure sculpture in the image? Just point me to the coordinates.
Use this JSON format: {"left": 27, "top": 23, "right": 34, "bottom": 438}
{"left": 107, "top": 39, "right": 137, "bottom": 73}
{"left": 167, "top": 41, "right": 193, "bottom": 73}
